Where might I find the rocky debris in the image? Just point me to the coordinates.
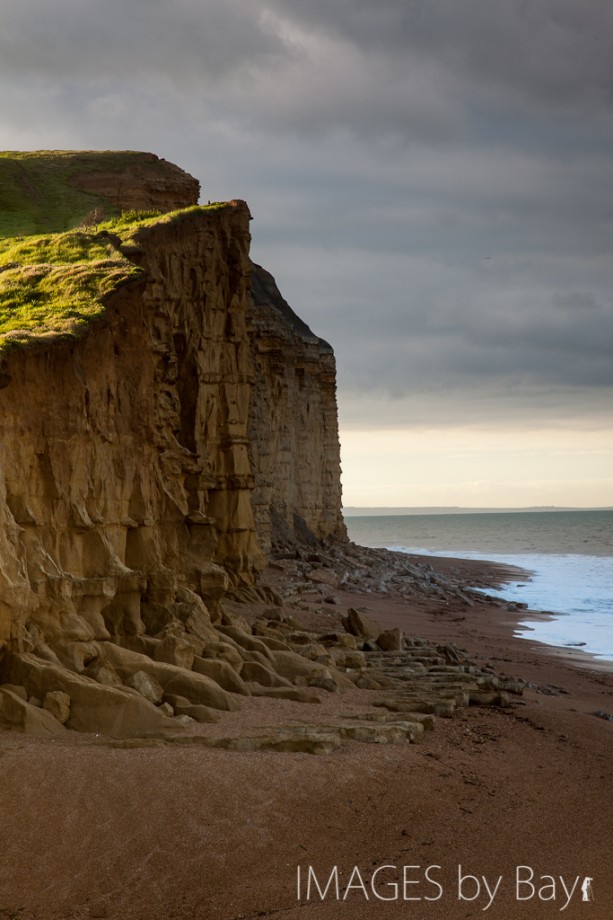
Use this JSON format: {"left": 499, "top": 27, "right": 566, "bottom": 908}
{"left": 103, "top": 643, "right": 241, "bottom": 713}
{"left": 377, "top": 628, "right": 404, "bottom": 651}
{"left": 266, "top": 542, "right": 532, "bottom": 658}
{"left": 346, "top": 710, "right": 436, "bottom": 731}
{"left": 341, "top": 607, "right": 382, "bottom": 640}
{"left": 93, "top": 717, "right": 425, "bottom": 754}
{"left": 43, "top": 689, "right": 71, "bottom": 724}
{"left": 593, "top": 709, "right": 613, "bottom": 722}
{"left": 85, "top": 658, "right": 124, "bottom": 688}
{"left": 154, "top": 635, "right": 197, "bottom": 671}
{"left": 2, "top": 652, "right": 174, "bottom": 736}
{"left": 337, "top": 720, "right": 423, "bottom": 744}
{"left": 163, "top": 694, "right": 222, "bottom": 724}
{"left": 267, "top": 541, "right": 501, "bottom": 611}
{"left": 126, "top": 670, "right": 164, "bottom": 705}
{"left": 0, "top": 687, "right": 67, "bottom": 734}
{"left": 0, "top": 624, "right": 523, "bottom": 743}
{"left": 525, "top": 681, "right": 570, "bottom": 696}
{"left": 192, "top": 656, "right": 251, "bottom": 696}
{"left": 0, "top": 601, "right": 524, "bottom": 745}
{"left": 0, "top": 532, "right": 527, "bottom": 745}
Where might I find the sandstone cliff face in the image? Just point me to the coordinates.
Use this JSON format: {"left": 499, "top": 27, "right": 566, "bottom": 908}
{"left": 248, "top": 264, "right": 346, "bottom": 555}
{"left": 0, "top": 188, "right": 348, "bottom": 732}
{"left": 0, "top": 203, "right": 261, "bottom": 651}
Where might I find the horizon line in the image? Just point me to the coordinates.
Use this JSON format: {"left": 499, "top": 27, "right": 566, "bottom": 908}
{"left": 343, "top": 505, "right": 613, "bottom": 515}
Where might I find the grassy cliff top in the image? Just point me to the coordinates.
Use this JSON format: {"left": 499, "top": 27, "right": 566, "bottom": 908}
{"left": 0, "top": 148, "right": 227, "bottom": 354}
{"left": 0, "top": 229, "right": 140, "bottom": 354}
{"left": 0, "top": 204, "right": 231, "bottom": 355}
{"left": 0, "top": 148, "right": 223, "bottom": 354}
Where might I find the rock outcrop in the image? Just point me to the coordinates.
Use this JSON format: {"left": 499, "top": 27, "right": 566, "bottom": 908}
{"left": 70, "top": 151, "right": 200, "bottom": 214}
{"left": 248, "top": 264, "right": 346, "bottom": 554}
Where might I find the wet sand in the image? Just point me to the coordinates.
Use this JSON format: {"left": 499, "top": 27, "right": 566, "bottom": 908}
{"left": 0, "top": 552, "right": 611, "bottom": 920}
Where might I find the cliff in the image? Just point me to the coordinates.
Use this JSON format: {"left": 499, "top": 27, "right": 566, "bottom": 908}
{"left": 0, "top": 152, "right": 348, "bottom": 735}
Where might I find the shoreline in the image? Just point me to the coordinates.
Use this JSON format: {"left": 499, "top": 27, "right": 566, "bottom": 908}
{"left": 408, "top": 549, "right": 613, "bottom": 675}
{"left": 367, "top": 545, "right": 613, "bottom": 674}
{"left": 0, "top": 543, "right": 611, "bottom": 919}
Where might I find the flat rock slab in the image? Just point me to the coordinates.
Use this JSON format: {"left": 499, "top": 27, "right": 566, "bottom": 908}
{"left": 169, "top": 728, "right": 342, "bottom": 755}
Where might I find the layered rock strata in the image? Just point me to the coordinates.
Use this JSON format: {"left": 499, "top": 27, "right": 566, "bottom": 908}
{"left": 248, "top": 264, "right": 346, "bottom": 554}
{"left": 70, "top": 151, "right": 200, "bottom": 214}
{"left": 0, "top": 203, "right": 261, "bottom": 650}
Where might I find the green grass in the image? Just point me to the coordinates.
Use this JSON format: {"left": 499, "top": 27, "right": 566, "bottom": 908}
{"left": 0, "top": 229, "right": 122, "bottom": 266}
{"left": 0, "top": 203, "right": 233, "bottom": 355}
{"left": 0, "top": 150, "right": 234, "bottom": 355}
{"left": 98, "top": 203, "right": 230, "bottom": 233}
{"left": 94, "top": 204, "right": 232, "bottom": 257}
{"left": 0, "top": 228, "right": 141, "bottom": 353}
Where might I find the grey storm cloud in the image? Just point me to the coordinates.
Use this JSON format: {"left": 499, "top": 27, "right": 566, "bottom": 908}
{"left": 1, "top": 0, "right": 612, "bottom": 431}
{"left": 334, "top": 277, "right": 613, "bottom": 391}
{"left": 0, "top": 1, "right": 283, "bottom": 83}
{"left": 265, "top": 0, "right": 613, "bottom": 108}
{"left": 3, "top": 0, "right": 611, "bottom": 139}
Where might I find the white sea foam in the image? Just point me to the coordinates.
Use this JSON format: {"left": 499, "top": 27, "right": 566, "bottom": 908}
{"left": 344, "top": 510, "right": 613, "bottom": 663}
{"left": 423, "top": 550, "right": 612, "bottom": 661}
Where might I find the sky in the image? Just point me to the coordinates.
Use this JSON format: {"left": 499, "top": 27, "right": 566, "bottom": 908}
{"left": 2, "top": 0, "right": 612, "bottom": 508}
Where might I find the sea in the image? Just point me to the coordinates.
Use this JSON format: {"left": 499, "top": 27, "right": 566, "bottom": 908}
{"left": 343, "top": 510, "right": 613, "bottom": 662}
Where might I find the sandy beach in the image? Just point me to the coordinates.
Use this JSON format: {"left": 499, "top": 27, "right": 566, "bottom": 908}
{"left": 0, "top": 549, "right": 611, "bottom": 920}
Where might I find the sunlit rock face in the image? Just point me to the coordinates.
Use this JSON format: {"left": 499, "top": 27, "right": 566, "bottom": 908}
{"left": 0, "top": 202, "right": 261, "bottom": 651}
